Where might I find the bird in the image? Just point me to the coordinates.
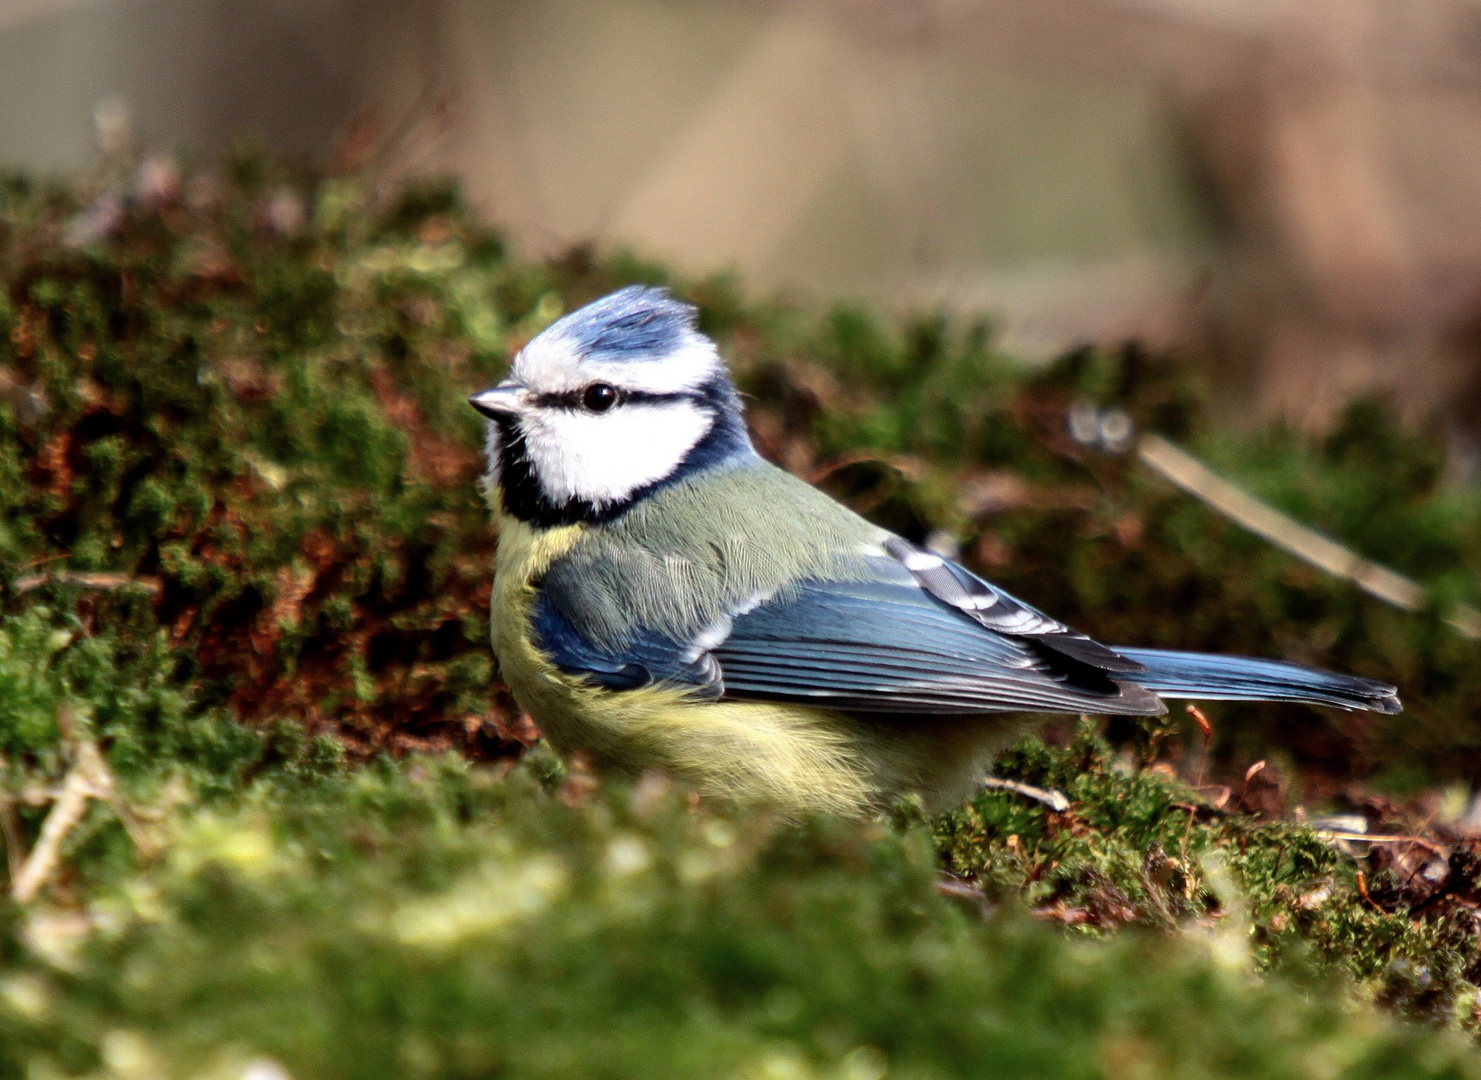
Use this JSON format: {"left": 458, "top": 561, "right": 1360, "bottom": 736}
{"left": 469, "top": 286, "right": 1400, "bottom": 818}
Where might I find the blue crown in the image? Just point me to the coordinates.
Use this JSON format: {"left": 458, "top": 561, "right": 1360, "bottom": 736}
{"left": 547, "top": 286, "right": 700, "bottom": 362}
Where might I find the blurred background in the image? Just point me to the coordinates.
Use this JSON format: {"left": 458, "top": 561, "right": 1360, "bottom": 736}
{"left": 3, "top": 0, "right": 1481, "bottom": 454}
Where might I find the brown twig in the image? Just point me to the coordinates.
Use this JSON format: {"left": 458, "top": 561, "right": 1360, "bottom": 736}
{"left": 1355, "top": 871, "right": 1385, "bottom": 913}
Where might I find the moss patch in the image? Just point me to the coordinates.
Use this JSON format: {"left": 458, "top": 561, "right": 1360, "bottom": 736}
{"left": 4, "top": 751, "right": 1481, "bottom": 1080}
{"left": 1, "top": 156, "right": 1481, "bottom": 1075}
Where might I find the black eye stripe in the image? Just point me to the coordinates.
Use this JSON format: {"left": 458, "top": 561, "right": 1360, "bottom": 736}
{"left": 530, "top": 388, "right": 700, "bottom": 410}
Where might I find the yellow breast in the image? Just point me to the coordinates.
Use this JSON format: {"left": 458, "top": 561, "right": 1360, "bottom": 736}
{"left": 490, "top": 514, "right": 1014, "bottom": 816}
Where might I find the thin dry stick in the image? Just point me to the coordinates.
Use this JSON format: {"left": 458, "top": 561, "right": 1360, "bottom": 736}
{"left": 1138, "top": 434, "right": 1481, "bottom": 639}
{"left": 89, "top": 750, "right": 157, "bottom": 859}
{"left": 0, "top": 800, "right": 21, "bottom": 886}
{"left": 10, "top": 571, "right": 161, "bottom": 595}
{"left": 0, "top": 752, "right": 23, "bottom": 890}
{"left": 980, "top": 777, "right": 1071, "bottom": 813}
{"left": 67, "top": 736, "right": 156, "bottom": 857}
{"left": 1315, "top": 830, "right": 1428, "bottom": 844}
{"left": 9, "top": 705, "right": 154, "bottom": 903}
{"left": 11, "top": 760, "right": 98, "bottom": 904}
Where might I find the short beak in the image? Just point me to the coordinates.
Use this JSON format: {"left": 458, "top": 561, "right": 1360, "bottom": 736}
{"left": 468, "top": 382, "right": 526, "bottom": 419}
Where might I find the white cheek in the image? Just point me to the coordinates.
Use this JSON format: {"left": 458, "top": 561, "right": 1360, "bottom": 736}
{"left": 522, "top": 402, "right": 714, "bottom": 507}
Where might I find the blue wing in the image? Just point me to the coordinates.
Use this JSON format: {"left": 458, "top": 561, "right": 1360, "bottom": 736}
{"left": 530, "top": 544, "right": 1163, "bottom": 716}
{"left": 714, "top": 577, "right": 1163, "bottom": 715}
{"left": 529, "top": 537, "right": 1398, "bottom": 717}
{"left": 528, "top": 589, "right": 721, "bottom": 696}
{"left": 1111, "top": 648, "right": 1400, "bottom": 713}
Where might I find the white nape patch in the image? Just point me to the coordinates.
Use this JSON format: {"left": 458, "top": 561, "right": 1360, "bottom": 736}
{"left": 521, "top": 398, "right": 715, "bottom": 508}
{"left": 513, "top": 335, "right": 722, "bottom": 397}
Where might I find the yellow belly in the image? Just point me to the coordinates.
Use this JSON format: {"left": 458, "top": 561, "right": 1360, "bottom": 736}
{"left": 491, "top": 516, "right": 1020, "bottom": 816}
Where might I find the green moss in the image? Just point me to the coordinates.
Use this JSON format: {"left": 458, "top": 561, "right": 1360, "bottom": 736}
{"left": 936, "top": 725, "right": 1481, "bottom": 1029}
{"left": 0, "top": 757, "right": 1476, "bottom": 1080}
{"left": 2, "top": 158, "right": 1478, "bottom": 783}
{"left": 2, "top": 155, "right": 1481, "bottom": 1074}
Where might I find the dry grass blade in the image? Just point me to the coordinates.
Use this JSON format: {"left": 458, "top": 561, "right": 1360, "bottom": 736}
{"left": 980, "top": 777, "right": 1071, "bottom": 813}
{"left": 1314, "top": 830, "right": 1425, "bottom": 844}
{"left": 10, "top": 760, "right": 98, "bottom": 904}
{"left": 9, "top": 705, "right": 155, "bottom": 904}
{"left": 1138, "top": 434, "right": 1481, "bottom": 638}
{"left": 0, "top": 756, "right": 23, "bottom": 889}
{"left": 10, "top": 571, "right": 162, "bottom": 595}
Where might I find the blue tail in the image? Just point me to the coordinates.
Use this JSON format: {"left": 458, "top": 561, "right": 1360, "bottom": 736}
{"left": 1114, "top": 648, "right": 1401, "bottom": 714}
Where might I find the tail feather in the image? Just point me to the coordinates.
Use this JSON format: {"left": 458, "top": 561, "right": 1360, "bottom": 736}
{"left": 1113, "top": 648, "right": 1402, "bottom": 715}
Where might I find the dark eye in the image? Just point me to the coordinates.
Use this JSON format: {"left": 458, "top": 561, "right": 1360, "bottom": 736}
{"left": 582, "top": 383, "right": 619, "bottom": 413}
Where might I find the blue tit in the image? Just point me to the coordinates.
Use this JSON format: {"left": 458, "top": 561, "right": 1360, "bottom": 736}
{"left": 469, "top": 286, "right": 1400, "bottom": 817}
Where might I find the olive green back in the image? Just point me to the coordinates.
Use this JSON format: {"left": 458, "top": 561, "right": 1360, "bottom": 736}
{"left": 542, "top": 456, "right": 886, "bottom": 649}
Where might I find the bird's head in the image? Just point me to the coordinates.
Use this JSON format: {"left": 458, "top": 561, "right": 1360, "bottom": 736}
{"left": 470, "top": 286, "right": 753, "bottom": 526}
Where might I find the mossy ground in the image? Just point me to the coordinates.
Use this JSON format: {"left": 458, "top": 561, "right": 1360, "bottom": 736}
{"left": 1, "top": 156, "right": 1481, "bottom": 1077}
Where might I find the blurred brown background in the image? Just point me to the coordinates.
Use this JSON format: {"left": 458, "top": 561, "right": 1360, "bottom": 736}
{"left": 3, "top": 0, "right": 1481, "bottom": 458}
